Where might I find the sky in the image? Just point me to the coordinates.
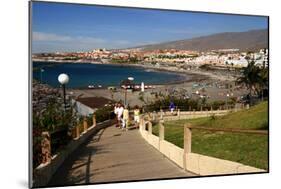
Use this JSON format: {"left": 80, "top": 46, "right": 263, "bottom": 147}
{"left": 32, "top": 2, "right": 268, "bottom": 53}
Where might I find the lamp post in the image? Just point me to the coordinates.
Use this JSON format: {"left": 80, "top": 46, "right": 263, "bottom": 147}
{"left": 58, "top": 73, "right": 69, "bottom": 112}
{"left": 124, "top": 77, "right": 134, "bottom": 106}
{"left": 226, "top": 93, "right": 230, "bottom": 109}
{"left": 40, "top": 68, "right": 44, "bottom": 83}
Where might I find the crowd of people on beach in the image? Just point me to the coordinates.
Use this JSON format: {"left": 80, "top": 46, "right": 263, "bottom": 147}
{"left": 113, "top": 103, "right": 140, "bottom": 131}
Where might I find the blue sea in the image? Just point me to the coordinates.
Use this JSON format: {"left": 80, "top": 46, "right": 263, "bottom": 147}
{"left": 33, "top": 62, "right": 187, "bottom": 88}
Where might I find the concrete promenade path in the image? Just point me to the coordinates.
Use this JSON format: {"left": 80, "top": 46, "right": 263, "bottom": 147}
{"left": 49, "top": 125, "right": 195, "bottom": 186}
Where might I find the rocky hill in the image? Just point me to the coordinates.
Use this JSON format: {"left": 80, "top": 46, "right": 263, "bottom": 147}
{"left": 137, "top": 29, "right": 268, "bottom": 52}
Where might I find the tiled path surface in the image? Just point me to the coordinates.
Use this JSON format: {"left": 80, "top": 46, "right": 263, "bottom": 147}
{"left": 49, "top": 126, "right": 195, "bottom": 186}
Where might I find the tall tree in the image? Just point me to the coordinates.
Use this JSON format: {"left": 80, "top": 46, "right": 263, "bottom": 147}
{"left": 236, "top": 60, "right": 261, "bottom": 105}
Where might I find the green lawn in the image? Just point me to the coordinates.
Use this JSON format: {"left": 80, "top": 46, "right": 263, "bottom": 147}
{"left": 153, "top": 101, "right": 268, "bottom": 170}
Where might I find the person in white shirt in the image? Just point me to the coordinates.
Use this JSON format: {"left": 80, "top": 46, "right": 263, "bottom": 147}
{"left": 116, "top": 104, "right": 124, "bottom": 128}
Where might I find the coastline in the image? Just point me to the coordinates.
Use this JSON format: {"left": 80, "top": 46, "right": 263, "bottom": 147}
{"left": 32, "top": 59, "right": 245, "bottom": 107}
{"left": 32, "top": 59, "right": 230, "bottom": 88}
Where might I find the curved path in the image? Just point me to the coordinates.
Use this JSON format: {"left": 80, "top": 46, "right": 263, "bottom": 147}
{"left": 49, "top": 125, "right": 195, "bottom": 186}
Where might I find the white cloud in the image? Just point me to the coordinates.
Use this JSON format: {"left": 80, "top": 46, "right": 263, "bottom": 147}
{"left": 33, "top": 32, "right": 106, "bottom": 44}
{"left": 32, "top": 31, "right": 135, "bottom": 52}
{"left": 33, "top": 32, "right": 72, "bottom": 42}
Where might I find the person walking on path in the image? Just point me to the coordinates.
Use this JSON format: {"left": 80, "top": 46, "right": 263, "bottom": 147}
{"left": 122, "top": 106, "right": 129, "bottom": 131}
{"left": 169, "top": 101, "right": 175, "bottom": 114}
{"left": 116, "top": 103, "right": 124, "bottom": 128}
{"left": 134, "top": 105, "right": 140, "bottom": 128}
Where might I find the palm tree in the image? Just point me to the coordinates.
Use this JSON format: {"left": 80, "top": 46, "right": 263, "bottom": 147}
{"left": 257, "top": 67, "right": 269, "bottom": 101}
{"left": 236, "top": 60, "right": 261, "bottom": 105}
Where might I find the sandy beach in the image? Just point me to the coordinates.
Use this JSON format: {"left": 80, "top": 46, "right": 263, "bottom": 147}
{"left": 61, "top": 62, "right": 249, "bottom": 107}
{"left": 34, "top": 59, "right": 249, "bottom": 107}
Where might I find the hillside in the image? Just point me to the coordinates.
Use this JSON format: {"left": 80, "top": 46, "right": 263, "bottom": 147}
{"left": 188, "top": 101, "right": 268, "bottom": 130}
{"left": 138, "top": 29, "right": 268, "bottom": 52}
{"left": 153, "top": 101, "right": 269, "bottom": 169}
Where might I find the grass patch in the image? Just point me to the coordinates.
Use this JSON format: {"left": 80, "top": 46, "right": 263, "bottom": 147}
{"left": 152, "top": 101, "right": 268, "bottom": 170}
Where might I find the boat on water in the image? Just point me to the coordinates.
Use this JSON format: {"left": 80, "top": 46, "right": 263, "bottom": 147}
{"left": 88, "top": 84, "right": 102, "bottom": 89}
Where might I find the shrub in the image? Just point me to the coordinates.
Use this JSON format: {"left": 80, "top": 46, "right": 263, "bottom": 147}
{"left": 144, "top": 97, "right": 235, "bottom": 112}
{"left": 33, "top": 97, "right": 78, "bottom": 168}
{"left": 95, "top": 106, "right": 115, "bottom": 123}
{"left": 87, "top": 114, "right": 93, "bottom": 126}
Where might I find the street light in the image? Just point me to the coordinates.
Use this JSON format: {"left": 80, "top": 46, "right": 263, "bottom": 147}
{"left": 40, "top": 68, "right": 44, "bottom": 83}
{"left": 226, "top": 93, "right": 230, "bottom": 109}
{"left": 58, "top": 73, "right": 69, "bottom": 112}
{"left": 124, "top": 77, "right": 134, "bottom": 106}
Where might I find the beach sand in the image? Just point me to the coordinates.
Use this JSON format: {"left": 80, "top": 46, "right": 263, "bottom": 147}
{"left": 68, "top": 67, "right": 249, "bottom": 107}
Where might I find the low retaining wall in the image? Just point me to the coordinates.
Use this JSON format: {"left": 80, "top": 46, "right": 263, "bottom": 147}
{"left": 184, "top": 152, "right": 265, "bottom": 175}
{"left": 140, "top": 129, "right": 184, "bottom": 168}
{"left": 33, "top": 119, "right": 113, "bottom": 187}
{"left": 163, "top": 112, "right": 227, "bottom": 121}
{"left": 149, "top": 110, "right": 231, "bottom": 122}
{"left": 139, "top": 123, "right": 265, "bottom": 176}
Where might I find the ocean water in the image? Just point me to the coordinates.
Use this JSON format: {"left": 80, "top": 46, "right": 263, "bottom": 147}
{"left": 33, "top": 62, "right": 187, "bottom": 88}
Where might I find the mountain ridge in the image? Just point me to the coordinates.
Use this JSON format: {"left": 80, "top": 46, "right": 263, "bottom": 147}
{"left": 133, "top": 29, "right": 268, "bottom": 52}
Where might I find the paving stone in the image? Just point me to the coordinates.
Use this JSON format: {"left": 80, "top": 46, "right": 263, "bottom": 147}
{"left": 49, "top": 126, "right": 195, "bottom": 186}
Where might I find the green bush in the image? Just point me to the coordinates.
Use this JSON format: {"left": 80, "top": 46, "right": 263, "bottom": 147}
{"left": 95, "top": 106, "right": 115, "bottom": 123}
{"left": 144, "top": 97, "right": 232, "bottom": 112}
{"left": 87, "top": 114, "right": 93, "bottom": 126}
{"left": 33, "top": 97, "right": 78, "bottom": 168}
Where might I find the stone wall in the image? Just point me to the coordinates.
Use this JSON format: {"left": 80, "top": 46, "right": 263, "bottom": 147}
{"left": 139, "top": 119, "right": 266, "bottom": 176}
{"left": 163, "top": 110, "right": 228, "bottom": 121}
{"left": 33, "top": 119, "right": 113, "bottom": 188}
{"left": 184, "top": 153, "right": 265, "bottom": 175}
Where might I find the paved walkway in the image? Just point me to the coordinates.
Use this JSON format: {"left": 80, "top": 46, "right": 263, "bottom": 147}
{"left": 49, "top": 126, "right": 195, "bottom": 186}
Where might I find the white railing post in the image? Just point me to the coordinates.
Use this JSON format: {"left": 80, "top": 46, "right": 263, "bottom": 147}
{"left": 160, "top": 109, "right": 163, "bottom": 120}
{"left": 76, "top": 123, "right": 80, "bottom": 139}
{"left": 184, "top": 123, "right": 192, "bottom": 153}
{"left": 41, "top": 131, "right": 51, "bottom": 164}
{"left": 159, "top": 120, "right": 165, "bottom": 140}
{"left": 183, "top": 123, "right": 192, "bottom": 170}
{"left": 92, "top": 114, "right": 96, "bottom": 127}
{"left": 153, "top": 111, "right": 156, "bottom": 121}
{"left": 83, "top": 117, "right": 88, "bottom": 132}
{"left": 148, "top": 121, "right": 152, "bottom": 134}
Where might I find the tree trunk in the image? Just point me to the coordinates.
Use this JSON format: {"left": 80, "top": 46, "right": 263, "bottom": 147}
{"left": 249, "top": 87, "right": 252, "bottom": 106}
